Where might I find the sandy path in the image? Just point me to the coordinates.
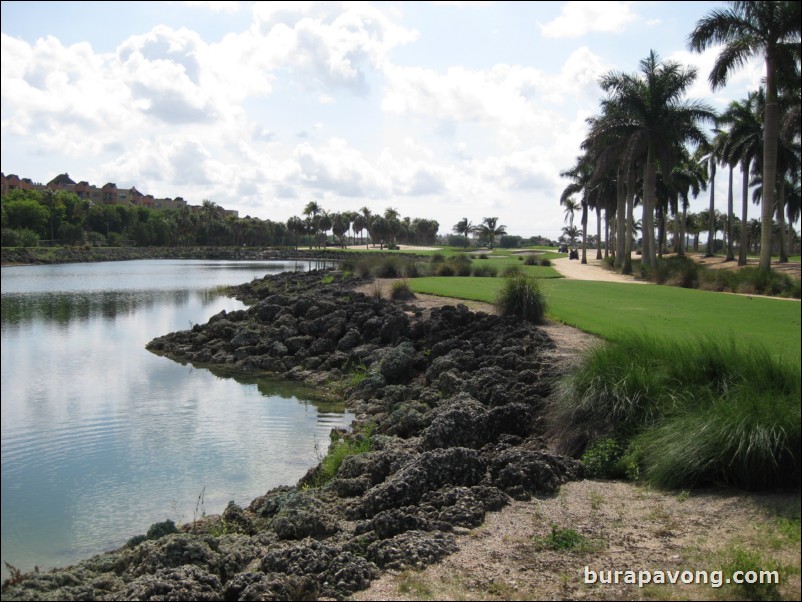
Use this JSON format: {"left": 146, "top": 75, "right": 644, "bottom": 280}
{"left": 550, "top": 256, "right": 649, "bottom": 284}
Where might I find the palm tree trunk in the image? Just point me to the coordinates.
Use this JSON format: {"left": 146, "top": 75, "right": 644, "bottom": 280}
{"left": 596, "top": 204, "right": 603, "bottom": 260}
{"left": 580, "top": 199, "right": 588, "bottom": 264}
{"left": 623, "top": 165, "right": 635, "bottom": 274}
{"left": 615, "top": 167, "right": 626, "bottom": 267}
{"left": 759, "top": 59, "right": 778, "bottom": 273}
{"left": 656, "top": 203, "right": 665, "bottom": 260}
{"left": 778, "top": 177, "right": 787, "bottom": 263}
{"left": 706, "top": 159, "right": 716, "bottom": 257}
{"left": 739, "top": 160, "right": 749, "bottom": 266}
{"left": 643, "top": 150, "right": 657, "bottom": 272}
{"left": 726, "top": 165, "right": 735, "bottom": 261}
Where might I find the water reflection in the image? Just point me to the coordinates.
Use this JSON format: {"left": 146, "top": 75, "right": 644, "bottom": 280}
{"left": 1, "top": 259, "right": 351, "bottom": 577}
{"left": 1, "top": 288, "right": 233, "bottom": 327}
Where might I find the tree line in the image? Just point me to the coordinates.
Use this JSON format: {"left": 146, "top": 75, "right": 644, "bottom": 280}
{"left": 287, "top": 202, "right": 439, "bottom": 249}
{"left": 559, "top": 1, "right": 800, "bottom": 275}
{"left": 0, "top": 190, "right": 441, "bottom": 249}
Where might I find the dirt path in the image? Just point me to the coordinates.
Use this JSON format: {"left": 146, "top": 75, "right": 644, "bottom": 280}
{"left": 550, "top": 256, "right": 648, "bottom": 284}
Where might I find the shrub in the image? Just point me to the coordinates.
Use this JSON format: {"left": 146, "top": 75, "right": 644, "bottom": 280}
{"left": 581, "top": 438, "right": 626, "bottom": 479}
{"left": 1, "top": 228, "right": 39, "bottom": 248}
{"left": 734, "top": 267, "right": 796, "bottom": 297}
{"left": 501, "top": 265, "right": 522, "bottom": 277}
{"left": 436, "top": 263, "right": 455, "bottom": 277}
{"left": 356, "top": 259, "right": 373, "bottom": 278}
{"left": 453, "top": 261, "right": 473, "bottom": 276}
{"left": 374, "top": 257, "right": 401, "bottom": 278}
{"left": 540, "top": 258, "right": 552, "bottom": 267}
{"left": 403, "top": 261, "right": 423, "bottom": 278}
{"left": 524, "top": 255, "right": 539, "bottom": 266}
{"left": 472, "top": 263, "right": 498, "bottom": 277}
{"left": 126, "top": 519, "right": 179, "bottom": 548}
{"left": 494, "top": 274, "right": 547, "bottom": 324}
{"left": 549, "top": 334, "right": 801, "bottom": 490}
{"left": 430, "top": 252, "right": 445, "bottom": 264}
{"left": 390, "top": 279, "right": 416, "bottom": 301}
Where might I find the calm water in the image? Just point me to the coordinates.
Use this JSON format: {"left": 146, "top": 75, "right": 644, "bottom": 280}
{"left": 0, "top": 259, "right": 352, "bottom": 576}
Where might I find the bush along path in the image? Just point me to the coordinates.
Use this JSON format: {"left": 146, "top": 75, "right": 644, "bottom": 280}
{"left": 2, "top": 269, "right": 582, "bottom": 601}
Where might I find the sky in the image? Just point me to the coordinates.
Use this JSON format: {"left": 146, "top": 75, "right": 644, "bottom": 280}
{"left": 1, "top": 1, "right": 768, "bottom": 240}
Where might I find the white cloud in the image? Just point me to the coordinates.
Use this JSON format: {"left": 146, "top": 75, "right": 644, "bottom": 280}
{"left": 0, "top": 33, "right": 137, "bottom": 149}
{"left": 184, "top": 1, "right": 240, "bottom": 13}
{"left": 666, "top": 46, "right": 764, "bottom": 110}
{"left": 249, "top": 2, "right": 418, "bottom": 95}
{"left": 539, "top": 1, "right": 637, "bottom": 39}
{"left": 294, "top": 138, "right": 390, "bottom": 197}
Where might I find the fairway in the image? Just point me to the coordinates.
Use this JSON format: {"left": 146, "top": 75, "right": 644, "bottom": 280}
{"left": 409, "top": 277, "right": 801, "bottom": 361}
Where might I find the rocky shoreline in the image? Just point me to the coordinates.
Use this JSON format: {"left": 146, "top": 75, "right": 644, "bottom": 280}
{"left": 2, "top": 268, "right": 583, "bottom": 601}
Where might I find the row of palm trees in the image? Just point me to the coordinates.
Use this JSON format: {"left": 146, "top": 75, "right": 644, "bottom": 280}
{"left": 561, "top": 206, "right": 793, "bottom": 256}
{"left": 560, "top": 1, "right": 800, "bottom": 275}
{"left": 287, "top": 202, "right": 440, "bottom": 249}
{"left": 451, "top": 217, "right": 508, "bottom": 249}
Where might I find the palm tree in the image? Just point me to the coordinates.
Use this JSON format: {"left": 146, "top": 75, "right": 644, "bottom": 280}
{"left": 561, "top": 225, "right": 580, "bottom": 247}
{"left": 331, "top": 212, "right": 348, "bottom": 248}
{"left": 599, "top": 50, "right": 715, "bottom": 272}
{"left": 472, "top": 217, "right": 507, "bottom": 250}
{"left": 303, "top": 201, "right": 322, "bottom": 248}
{"left": 668, "top": 149, "right": 707, "bottom": 255}
{"left": 286, "top": 216, "right": 305, "bottom": 250}
{"left": 350, "top": 213, "right": 366, "bottom": 248}
{"left": 582, "top": 105, "right": 636, "bottom": 269}
{"left": 688, "top": 0, "right": 802, "bottom": 272}
{"left": 560, "top": 157, "right": 592, "bottom": 263}
{"left": 711, "top": 128, "right": 739, "bottom": 261}
{"left": 718, "top": 90, "right": 765, "bottom": 265}
{"left": 452, "top": 218, "right": 473, "bottom": 247}
{"left": 561, "top": 197, "right": 579, "bottom": 230}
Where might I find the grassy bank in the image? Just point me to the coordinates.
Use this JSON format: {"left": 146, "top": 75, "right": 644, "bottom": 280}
{"left": 408, "top": 276, "right": 801, "bottom": 360}
{"left": 549, "top": 334, "right": 800, "bottom": 490}
{"left": 408, "top": 273, "right": 800, "bottom": 493}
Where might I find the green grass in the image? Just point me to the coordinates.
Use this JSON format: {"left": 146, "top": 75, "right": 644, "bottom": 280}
{"left": 549, "top": 334, "right": 800, "bottom": 490}
{"left": 313, "top": 426, "right": 375, "bottom": 486}
{"left": 409, "top": 277, "right": 801, "bottom": 359}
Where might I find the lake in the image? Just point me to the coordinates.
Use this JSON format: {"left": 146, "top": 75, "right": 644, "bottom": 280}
{"left": 0, "top": 259, "right": 353, "bottom": 577}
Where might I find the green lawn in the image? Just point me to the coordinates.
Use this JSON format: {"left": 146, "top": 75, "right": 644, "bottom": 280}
{"left": 409, "top": 276, "right": 801, "bottom": 361}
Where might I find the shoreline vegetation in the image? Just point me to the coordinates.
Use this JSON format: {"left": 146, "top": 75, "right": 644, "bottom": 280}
{"left": 1, "top": 248, "right": 800, "bottom": 601}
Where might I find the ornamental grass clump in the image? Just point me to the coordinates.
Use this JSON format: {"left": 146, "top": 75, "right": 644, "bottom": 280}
{"left": 494, "top": 273, "right": 547, "bottom": 324}
{"left": 472, "top": 263, "right": 498, "bottom": 277}
{"left": 390, "top": 279, "right": 416, "bottom": 301}
{"left": 550, "top": 334, "right": 801, "bottom": 491}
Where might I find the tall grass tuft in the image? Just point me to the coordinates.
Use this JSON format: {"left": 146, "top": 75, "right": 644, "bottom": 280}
{"left": 472, "top": 263, "right": 498, "bottom": 277}
{"left": 390, "top": 279, "right": 416, "bottom": 301}
{"left": 549, "top": 334, "right": 801, "bottom": 490}
{"left": 495, "top": 273, "right": 547, "bottom": 324}
{"left": 374, "top": 256, "right": 401, "bottom": 278}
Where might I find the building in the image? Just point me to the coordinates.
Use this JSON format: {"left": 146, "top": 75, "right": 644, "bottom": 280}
{"left": 3, "top": 171, "right": 237, "bottom": 218}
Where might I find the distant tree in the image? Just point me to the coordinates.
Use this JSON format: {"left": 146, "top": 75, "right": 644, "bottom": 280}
{"left": 452, "top": 217, "right": 473, "bottom": 247}
{"left": 472, "top": 217, "right": 507, "bottom": 250}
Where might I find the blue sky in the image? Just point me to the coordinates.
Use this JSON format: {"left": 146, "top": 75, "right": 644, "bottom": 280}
{"left": 1, "top": 1, "right": 765, "bottom": 239}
